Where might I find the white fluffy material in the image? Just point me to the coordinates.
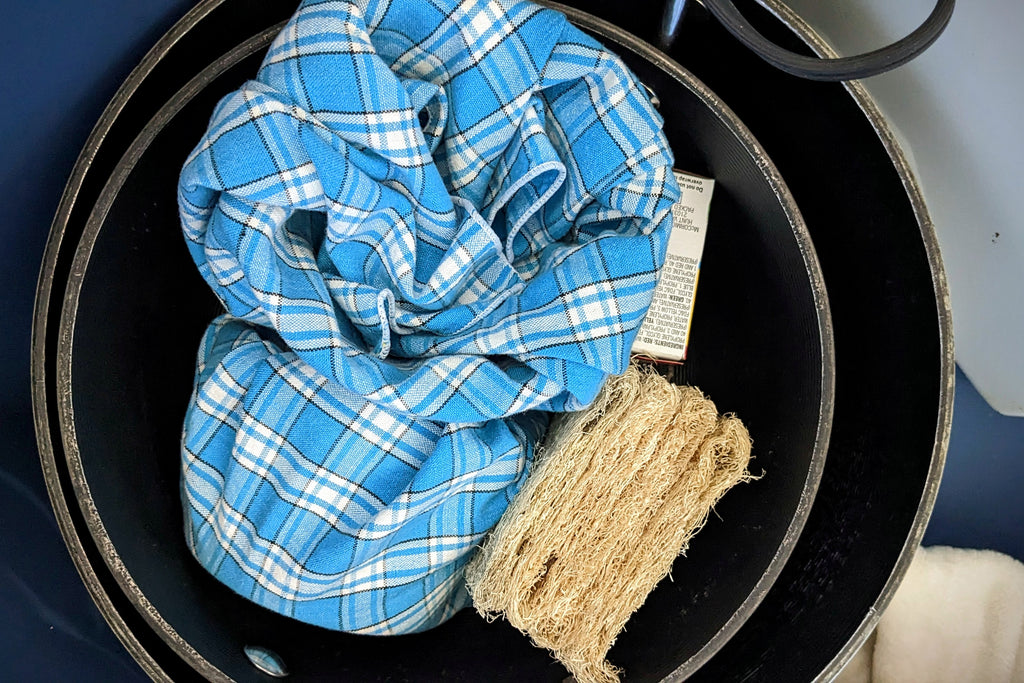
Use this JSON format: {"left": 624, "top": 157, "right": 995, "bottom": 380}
{"left": 836, "top": 545, "right": 1024, "bottom": 682}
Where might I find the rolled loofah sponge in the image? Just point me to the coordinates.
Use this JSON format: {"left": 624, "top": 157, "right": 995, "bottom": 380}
{"left": 465, "top": 362, "right": 754, "bottom": 683}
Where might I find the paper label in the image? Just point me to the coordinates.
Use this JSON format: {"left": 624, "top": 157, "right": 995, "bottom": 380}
{"left": 632, "top": 170, "right": 714, "bottom": 361}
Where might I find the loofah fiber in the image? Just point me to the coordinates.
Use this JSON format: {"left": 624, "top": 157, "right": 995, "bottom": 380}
{"left": 465, "top": 361, "right": 754, "bottom": 683}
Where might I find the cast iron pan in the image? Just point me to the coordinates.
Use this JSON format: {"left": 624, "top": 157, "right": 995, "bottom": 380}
{"left": 33, "top": 0, "right": 953, "bottom": 680}
{"left": 51, "top": 4, "right": 832, "bottom": 682}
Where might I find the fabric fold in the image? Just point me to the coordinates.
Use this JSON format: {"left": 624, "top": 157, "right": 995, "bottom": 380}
{"left": 179, "top": 0, "right": 678, "bottom": 634}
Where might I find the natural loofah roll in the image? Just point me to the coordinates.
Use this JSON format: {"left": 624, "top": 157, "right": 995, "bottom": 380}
{"left": 465, "top": 362, "right": 754, "bottom": 683}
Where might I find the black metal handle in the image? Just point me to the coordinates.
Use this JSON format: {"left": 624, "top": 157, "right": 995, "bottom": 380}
{"left": 662, "top": 0, "right": 955, "bottom": 81}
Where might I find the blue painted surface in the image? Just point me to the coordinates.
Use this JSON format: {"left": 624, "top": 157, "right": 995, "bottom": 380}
{"left": 1, "top": 1, "right": 1022, "bottom": 680}
{"left": 1, "top": 2, "right": 194, "bottom": 680}
{"left": 924, "top": 368, "right": 1024, "bottom": 560}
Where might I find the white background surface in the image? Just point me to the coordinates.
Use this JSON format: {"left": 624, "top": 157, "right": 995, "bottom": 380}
{"left": 781, "top": 0, "right": 1024, "bottom": 415}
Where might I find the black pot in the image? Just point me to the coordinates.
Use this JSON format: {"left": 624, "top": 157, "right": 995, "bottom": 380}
{"left": 33, "top": 0, "right": 952, "bottom": 680}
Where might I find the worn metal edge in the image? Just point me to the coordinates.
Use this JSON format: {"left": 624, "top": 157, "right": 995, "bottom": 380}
{"left": 52, "top": 23, "right": 285, "bottom": 683}
{"left": 30, "top": 1, "right": 239, "bottom": 680}
{"left": 752, "top": 2, "right": 956, "bottom": 681}
{"left": 545, "top": 2, "right": 836, "bottom": 679}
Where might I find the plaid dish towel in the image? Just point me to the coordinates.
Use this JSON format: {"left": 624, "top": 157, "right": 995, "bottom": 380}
{"left": 179, "top": 0, "right": 678, "bottom": 634}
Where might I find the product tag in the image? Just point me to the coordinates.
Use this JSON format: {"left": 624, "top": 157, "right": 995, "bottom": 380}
{"left": 632, "top": 170, "right": 714, "bottom": 361}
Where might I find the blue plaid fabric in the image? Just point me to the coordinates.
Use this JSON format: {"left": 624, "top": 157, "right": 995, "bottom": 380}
{"left": 179, "top": 0, "right": 678, "bottom": 634}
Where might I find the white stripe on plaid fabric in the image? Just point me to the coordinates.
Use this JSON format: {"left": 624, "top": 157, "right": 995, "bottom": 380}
{"left": 179, "top": 0, "right": 677, "bottom": 634}
{"left": 184, "top": 319, "right": 542, "bottom": 632}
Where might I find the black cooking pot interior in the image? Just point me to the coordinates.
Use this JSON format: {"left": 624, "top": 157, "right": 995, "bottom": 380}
{"left": 55, "top": 8, "right": 830, "bottom": 682}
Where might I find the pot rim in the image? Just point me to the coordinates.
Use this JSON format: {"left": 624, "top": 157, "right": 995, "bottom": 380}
{"left": 31, "top": 0, "right": 952, "bottom": 680}
{"left": 52, "top": 7, "right": 834, "bottom": 678}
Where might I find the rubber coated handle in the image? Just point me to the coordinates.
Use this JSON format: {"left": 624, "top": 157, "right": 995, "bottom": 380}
{"left": 672, "top": 0, "right": 955, "bottom": 81}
